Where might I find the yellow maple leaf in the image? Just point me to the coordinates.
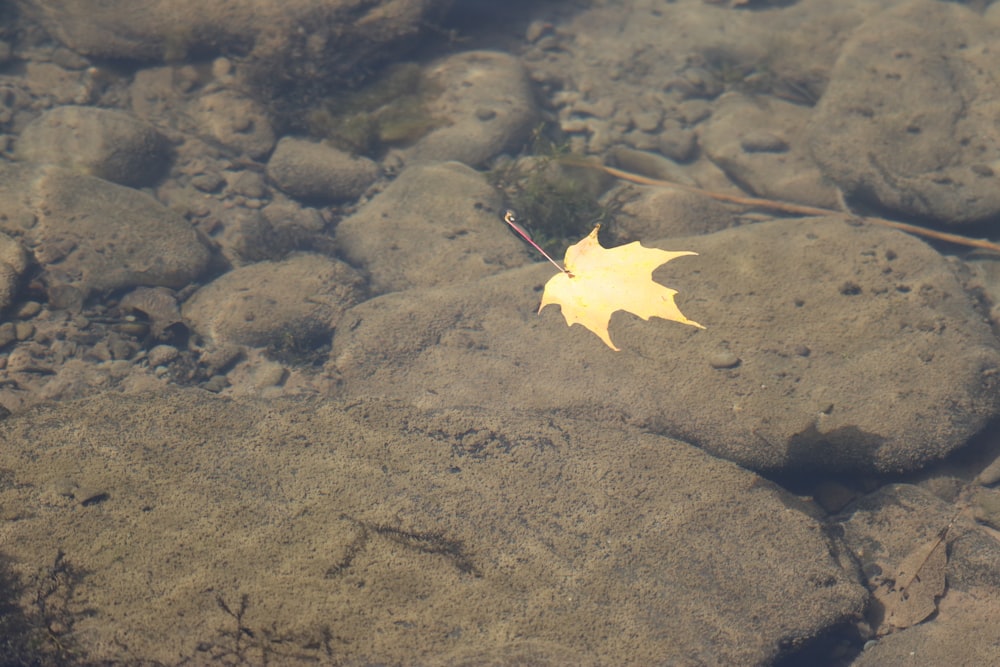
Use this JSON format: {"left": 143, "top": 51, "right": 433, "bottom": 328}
{"left": 539, "top": 226, "right": 704, "bottom": 351}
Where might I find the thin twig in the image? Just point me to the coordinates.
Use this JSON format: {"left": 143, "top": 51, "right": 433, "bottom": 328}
{"left": 562, "top": 158, "right": 1000, "bottom": 254}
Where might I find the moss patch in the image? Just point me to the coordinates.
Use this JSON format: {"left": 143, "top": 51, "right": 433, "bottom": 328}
{"left": 303, "top": 62, "right": 443, "bottom": 156}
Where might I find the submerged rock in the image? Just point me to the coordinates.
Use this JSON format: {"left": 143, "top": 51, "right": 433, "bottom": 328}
{"left": 0, "top": 163, "right": 210, "bottom": 296}
{"left": 332, "top": 217, "right": 1000, "bottom": 475}
{"left": 0, "top": 390, "right": 867, "bottom": 664}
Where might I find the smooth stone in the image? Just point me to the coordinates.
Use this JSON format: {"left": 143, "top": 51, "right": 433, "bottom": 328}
{"left": 335, "top": 162, "right": 533, "bottom": 295}
{"left": 267, "top": 137, "right": 378, "bottom": 202}
{"left": 0, "top": 163, "right": 211, "bottom": 296}
{"left": 402, "top": 51, "right": 537, "bottom": 168}
{"left": 182, "top": 253, "right": 365, "bottom": 348}
{"left": 708, "top": 350, "right": 740, "bottom": 369}
{"left": 16, "top": 106, "right": 169, "bottom": 186}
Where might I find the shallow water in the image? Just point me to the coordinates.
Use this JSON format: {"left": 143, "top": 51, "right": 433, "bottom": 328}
{"left": 1, "top": 1, "right": 1000, "bottom": 665}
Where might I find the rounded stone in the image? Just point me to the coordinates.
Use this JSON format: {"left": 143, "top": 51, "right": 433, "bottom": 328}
{"left": 182, "top": 253, "right": 366, "bottom": 348}
{"left": 0, "top": 231, "right": 28, "bottom": 313}
{"left": 807, "top": 1, "right": 1000, "bottom": 224}
{"left": 267, "top": 137, "right": 378, "bottom": 203}
{"left": 191, "top": 91, "right": 275, "bottom": 160}
{"left": 402, "top": 51, "right": 538, "bottom": 167}
{"left": 16, "top": 106, "right": 170, "bottom": 186}
{"left": 28, "top": 165, "right": 212, "bottom": 295}
{"left": 708, "top": 350, "right": 741, "bottom": 369}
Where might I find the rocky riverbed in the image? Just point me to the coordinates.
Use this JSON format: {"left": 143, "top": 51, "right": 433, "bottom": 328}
{"left": 1, "top": 1, "right": 999, "bottom": 664}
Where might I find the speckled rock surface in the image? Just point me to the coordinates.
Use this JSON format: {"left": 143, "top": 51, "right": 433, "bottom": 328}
{"left": 335, "top": 161, "right": 533, "bottom": 294}
{"left": 0, "top": 389, "right": 867, "bottom": 665}
{"left": 182, "top": 252, "right": 365, "bottom": 348}
{"left": 3, "top": 2, "right": 1000, "bottom": 665}
{"left": 189, "top": 90, "right": 276, "bottom": 160}
{"left": 332, "top": 217, "right": 1000, "bottom": 475}
{"left": 701, "top": 92, "right": 841, "bottom": 209}
{"left": 807, "top": 0, "right": 1000, "bottom": 224}
{"left": 401, "top": 51, "right": 538, "bottom": 167}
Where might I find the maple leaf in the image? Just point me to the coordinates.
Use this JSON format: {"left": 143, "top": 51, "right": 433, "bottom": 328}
{"left": 539, "top": 226, "right": 703, "bottom": 351}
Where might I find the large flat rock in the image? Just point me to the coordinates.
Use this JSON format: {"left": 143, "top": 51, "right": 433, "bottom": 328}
{"left": 807, "top": 0, "right": 1000, "bottom": 225}
{"left": 331, "top": 217, "right": 1000, "bottom": 474}
{"left": 0, "top": 389, "right": 865, "bottom": 665}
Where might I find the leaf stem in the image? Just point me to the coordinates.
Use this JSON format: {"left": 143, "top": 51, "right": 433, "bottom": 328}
{"left": 503, "top": 209, "right": 571, "bottom": 274}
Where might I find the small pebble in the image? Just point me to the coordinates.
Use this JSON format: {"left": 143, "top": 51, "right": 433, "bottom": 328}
{"left": 708, "top": 351, "right": 741, "bottom": 369}
{"left": 525, "top": 20, "right": 551, "bottom": 43}
{"left": 203, "top": 374, "right": 230, "bottom": 393}
{"left": 14, "top": 322, "right": 33, "bottom": 341}
{"left": 0, "top": 322, "right": 15, "bottom": 347}
{"left": 225, "top": 170, "right": 267, "bottom": 199}
{"left": 740, "top": 131, "right": 789, "bottom": 154}
{"left": 632, "top": 110, "right": 662, "bottom": 133}
{"left": 191, "top": 172, "right": 224, "bottom": 193}
{"left": 15, "top": 301, "right": 42, "bottom": 319}
{"left": 147, "top": 344, "right": 179, "bottom": 367}
{"left": 211, "top": 57, "right": 232, "bottom": 79}
{"left": 975, "top": 453, "right": 1000, "bottom": 486}
{"left": 252, "top": 361, "right": 288, "bottom": 389}
{"left": 475, "top": 107, "right": 497, "bottom": 121}
{"left": 49, "top": 284, "right": 84, "bottom": 311}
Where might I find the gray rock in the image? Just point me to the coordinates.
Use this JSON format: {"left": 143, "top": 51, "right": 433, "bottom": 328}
{"left": 331, "top": 217, "right": 1000, "bottom": 474}
{"left": 807, "top": 0, "right": 1000, "bottom": 225}
{"left": 402, "top": 51, "right": 537, "bottom": 167}
{"left": 0, "top": 322, "right": 15, "bottom": 348}
{"left": 146, "top": 344, "right": 179, "bottom": 367}
{"left": 0, "top": 390, "right": 867, "bottom": 664}
{"left": 615, "top": 185, "right": 737, "bottom": 240}
{"left": 18, "top": 0, "right": 451, "bottom": 92}
{"left": 206, "top": 208, "right": 281, "bottom": 266}
{"left": 16, "top": 106, "right": 169, "bottom": 186}
{"left": 267, "top": 137, "right": 378, "bottom": 202}
{"left": 182, "top": 253, "right": 365, "bottom": 348}
{"left": 840, "top": 484, "right": 1000, "bottom": 595}
{"left": 0, "top": 232, "right": 28, "bottom": 314}
{"left": 335, "top": 162, "right": 534, "bottom": 294}
{"left": 701, "top": 92, "right": 841, "bottom": 209}
{"left": 119, "top": 286, "right": 183, "bottom": 339}
{"left": 261, "top": 196, "right": 325, "bottom": 235}
{"left": 853, "top": 592, "right": 1000, "bottom": 667}
{"left": 0, "top": 163, "right": 210, "bottom": 296}
{"left": 839, "top": 483, "right": 1000, "bottom": 666}
{"left": 190, "top": 90, "right": 275, "bottom": 160}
